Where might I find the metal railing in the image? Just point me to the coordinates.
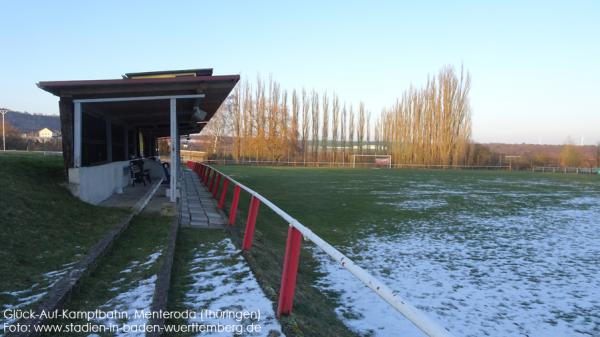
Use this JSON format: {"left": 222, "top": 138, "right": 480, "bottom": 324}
{"left": 187, "top": 161, "right": 456, "bottom": 337}
{"left": 532, "top": 166, "right": 599, "bottom": 174}
{"left": 0, "top": 149, "right": 62, "bottom": 156}
{"left": 203, "top": 158, "right": 508, "bottom": 171}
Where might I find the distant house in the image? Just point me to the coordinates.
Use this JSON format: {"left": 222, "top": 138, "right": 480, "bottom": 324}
{"left": 38, "top": 127, "right": 54, "bottom": 138}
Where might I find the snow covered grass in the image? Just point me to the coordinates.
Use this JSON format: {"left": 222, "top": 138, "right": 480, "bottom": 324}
{"left": 91, "top": 252, "right": 163, "bottom": 337}
{"left": 47, "top": 214, "right": 172, "bottom": 336}
{"left": 0, "top": 261, "right": 77, "bottom": 329}
{"left": 168, "top": 230, "right": 283, "bottom": 337}
{"left": 313, "top": 200, "right": 600, "bottom": 337}
{"left": 216, "top": 166, "right": 600, "bottom": 337}
{"left": 319, "top": 177, "right": 600, "bottom": 336}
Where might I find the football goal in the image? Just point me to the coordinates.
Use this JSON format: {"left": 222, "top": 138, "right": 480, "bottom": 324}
{"left": 351, "top": 154, "right": 392, "bottom": 168}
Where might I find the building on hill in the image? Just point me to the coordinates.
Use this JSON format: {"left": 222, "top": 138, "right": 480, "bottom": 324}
{"left": 38, "top": 127, "right": 54, "bottom": 139}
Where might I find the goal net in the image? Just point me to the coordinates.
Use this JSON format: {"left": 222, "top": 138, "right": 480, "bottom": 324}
{"left": 351, "top": 154, "right": 392, "bottom": 168}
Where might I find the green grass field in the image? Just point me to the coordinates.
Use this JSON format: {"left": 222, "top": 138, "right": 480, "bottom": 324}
{"left": 216, "top": 166, "right": 598, "bottom": 244}
{"left": 213, "top": 165, "right": 600, "bottom": 337}
{"left": 2, "top": 154, "right": 597, "bottom": 337}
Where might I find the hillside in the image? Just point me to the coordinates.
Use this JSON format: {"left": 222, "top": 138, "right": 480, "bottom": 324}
{"left": 5, "top": 109, "right": 60, "bottom": 133}
{"left": 0, "top": 153, "right": 127, "bottom": 306}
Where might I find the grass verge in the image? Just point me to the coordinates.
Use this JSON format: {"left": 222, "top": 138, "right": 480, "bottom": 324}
{"left": 41, "top": 214, "right": 172, "bottom": 336}
{"left": 0, "top": 153, "right": 128, "bottom": 309}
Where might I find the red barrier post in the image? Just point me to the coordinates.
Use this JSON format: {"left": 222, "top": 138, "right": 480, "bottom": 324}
{"left": 218, "top": 179, "right": 229, "bottom": 209}
{"left": 186, "top": 161, "right": 193, "bottom": 169}
{"left": 277, "top": 226, "right": 303, "bottom": 316}
{"left": 204, "top": 168, "right": 211, "bottom": 185}
{"left": 229, "top": 185, "right": 241, "bottom": 226}
{"left": 209, "top": 170, "right": 216, "bottom": 191}
{"left": 212, "top": 174, "right": 222, "bottom": 198}
{"left": 242, "top": 196, "right": 260, "bottom": 250}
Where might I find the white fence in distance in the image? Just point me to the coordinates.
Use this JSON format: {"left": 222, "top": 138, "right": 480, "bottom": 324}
{"left": 204, "top": 159, "right": 509, "bottom": 170}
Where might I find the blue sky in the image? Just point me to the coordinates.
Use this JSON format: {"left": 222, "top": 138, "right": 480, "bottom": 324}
{"left": 1, "top": 1, "right": 598, "bottom": 144}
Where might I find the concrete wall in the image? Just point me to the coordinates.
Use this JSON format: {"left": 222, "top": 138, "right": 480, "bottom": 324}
{"left": 67, "top": 159, "right": 167, "bottom": 205}
{"left": 68, "top": 161, "right": 130, "bottom": 205}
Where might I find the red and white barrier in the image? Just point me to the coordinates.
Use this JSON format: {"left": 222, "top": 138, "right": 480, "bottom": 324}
{"left": 186, "top": 161, "right": 455, "bottom": 337}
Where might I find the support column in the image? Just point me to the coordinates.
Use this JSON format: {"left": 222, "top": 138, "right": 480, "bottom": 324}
{"left": 74, "top": 102, "right": 82, "bottom": 167}
{"left": 135, "top": 129, "right": 140, "bottom": 157}
{"left": 58, "top": 98, "right": 74, "bottom": 173}
{"left": 176, "top": 130, "right": 180, "bottom": 182}
{"left": 170, "top": 98, "right": 177, "bottom": 202}
{"left": 106, "top": 119, "right": 112, "bottom": 162}
{"left": 124, "top": 128, "right": 129, "bottom": 160}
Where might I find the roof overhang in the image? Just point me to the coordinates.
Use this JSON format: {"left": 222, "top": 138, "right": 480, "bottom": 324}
{"left": 38, "top": 72, "right": 239, "bottom": 137}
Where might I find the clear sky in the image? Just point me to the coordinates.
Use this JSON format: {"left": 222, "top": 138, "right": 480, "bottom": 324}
{"left": 1, "top": 1, "right": 598, "bottom": 144}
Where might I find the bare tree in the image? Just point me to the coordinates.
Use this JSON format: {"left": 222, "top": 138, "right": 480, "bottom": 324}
{"left": 311, "top": 91, "right": 320, "bottom": 161}
{"left": 348, "top": 105, "right": 355, "bottom": 157}
{"left": 321, "top": 91, "right": 329, "bottom": 161}
{"left": 290, "top": 89, "right": 300, "bottom": 159}
{"left": 231, "top": 84, "right": 242, "bottom": 161}
{"left": 357, "top": 102, "right": 366, "bottom": 154}
{"left": 301, "top": 89, "right": 310, "bottom": 164}
{"left": 380, "top": 65, "right": 472, "bottom": 165}
{"left": 217, "top": 66, "right": 473, "bottom": 167}
{"left": 332, "top": 94, "right": 340, "bottom": 164}
{"left": 340, "top": 103, "right": 347, "bottom": 163}
{"left": 203, "top": 101, "right": 232, "bottom": 157}
{"left": 280, "top": 90, "right": 288, "bottom": 160}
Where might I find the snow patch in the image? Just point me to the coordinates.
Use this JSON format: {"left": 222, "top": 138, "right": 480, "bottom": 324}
{"left": 0, "top": 261, "right": 77, "bottom": 328}
{"left": 314, "top": 185, "right": 600, "bottom": 337}
{"left": 90, "top": 250, "right": 162, "bottom": 337}
{"left": 184, "top": 238, "right": 284, "bottom": 337}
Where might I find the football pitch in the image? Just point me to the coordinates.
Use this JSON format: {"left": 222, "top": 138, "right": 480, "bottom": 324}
{"left": 217, "top": 166, "right": 600, "bottom": 337}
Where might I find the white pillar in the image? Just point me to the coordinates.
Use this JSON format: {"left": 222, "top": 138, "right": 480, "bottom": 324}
{"left": 1, "top": 110, "right": 6, "bottom": 151}
{"left": 74, "top": 102, "right": 82, "bottom": 167}
{"left": 169, "top": 98, "right": 177, "bottom": 202}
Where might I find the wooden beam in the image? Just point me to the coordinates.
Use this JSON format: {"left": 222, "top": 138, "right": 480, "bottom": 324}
{"left": 58, "top": 97, "right": 74, "bottom": 174}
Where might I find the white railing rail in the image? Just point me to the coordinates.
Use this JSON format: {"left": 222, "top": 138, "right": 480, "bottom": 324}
{"left": 204, "top": 158, "right": 509, "bottom": 170}
{"left": 532, "top": 166, "right": 599, "bottom": 174}
{"left": 200, "top": 163, "right": 455, "bottom": 337}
